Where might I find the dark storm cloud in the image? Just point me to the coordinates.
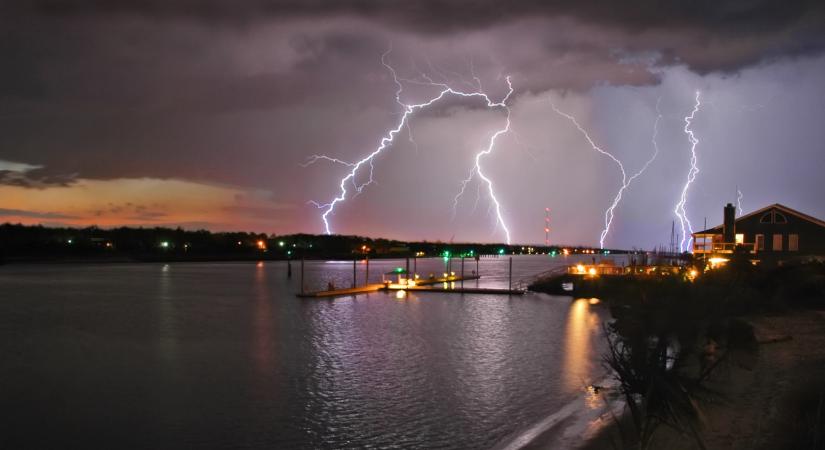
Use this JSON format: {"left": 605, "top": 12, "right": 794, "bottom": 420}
{"left": 14, "top": 0, "right": 824, "bottom": 33}
{"left": 2, "top": 0, "right": 824, "bottom": 245}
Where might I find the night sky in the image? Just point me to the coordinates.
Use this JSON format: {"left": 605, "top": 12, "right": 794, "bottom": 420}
{"left": 2, "top": 1, "right": 824, "bottom": 248}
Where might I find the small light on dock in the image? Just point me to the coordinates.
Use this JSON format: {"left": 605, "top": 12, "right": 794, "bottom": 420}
{"left": 588, "top": 267, "right": 597, "bottom": 276}
{"left": 708, "top": 257, "right": 729, "bottom": 269}
{"left": 588, "top": 298, "right": 600, "bottom": 305}
{"left": 688, "top": 269, "right": 699, "bottom": 280}
{"left": 396, "top": 290, "right": 407, "bottom": 299}
{"left": 576, "top": 264, "right": 585, "bottom": 274}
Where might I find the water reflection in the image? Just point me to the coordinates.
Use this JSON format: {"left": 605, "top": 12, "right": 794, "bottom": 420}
{"left": 562, "top": 298, "right": 601, "bottom": 393}
{"left": 157, "top": 263, "right": 179, "bottom": 366}
{"left": 253, "top": 262, "right": 275, "bottom": 376}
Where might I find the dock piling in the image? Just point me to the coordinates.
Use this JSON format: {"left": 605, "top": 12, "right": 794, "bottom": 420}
{"left": 365, "top": 256, "right": 369, "bottom": 286}
{"left": 300, "top": 257, "right": 305, "bottom": 295}
{"left": 461, "top": 257, "right": 465, "bottom": 288}
{"left": 352, "top": 258, "right": 356, "bottom": 289}
{"left": 508, "top": 257, "right": 513, "bottom": 291}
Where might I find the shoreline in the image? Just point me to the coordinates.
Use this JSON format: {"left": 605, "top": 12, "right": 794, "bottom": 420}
{"left": 527, "top": 308, "right": 825, "bottom": 450}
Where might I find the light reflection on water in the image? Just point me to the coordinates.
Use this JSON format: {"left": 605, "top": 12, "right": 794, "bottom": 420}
{"left": 562, "top": 298, "right": 603, "bottom": 394}
{"left": 0, "top": 255, "right": 618, "bottom": 449}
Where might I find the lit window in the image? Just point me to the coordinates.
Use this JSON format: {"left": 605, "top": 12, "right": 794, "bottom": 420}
{"left": 789, "top": 234, "right": 799, "bottom": 252}
{"left": 773, "top": 234, "right": 783, "bottom": 251}
{"left": 755, "top": 234, "right": 764, "bottom": 251}
{"left": 735, "top": 233, "right": 744, "bottom": 245}
{"left": 774, "top": 212, "right": 787, "bottom": 224}
{"left": 760, "top": 213, "right": 772, "bottom": 224}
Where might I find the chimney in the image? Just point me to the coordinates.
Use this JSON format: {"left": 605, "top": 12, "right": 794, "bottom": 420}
{"left": 723, "top": 203, "right": 736, "bottom": 243}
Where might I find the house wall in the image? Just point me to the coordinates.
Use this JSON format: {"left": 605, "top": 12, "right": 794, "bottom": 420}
{"left": 734, "top": 208, "right": 825, "bottom": 257}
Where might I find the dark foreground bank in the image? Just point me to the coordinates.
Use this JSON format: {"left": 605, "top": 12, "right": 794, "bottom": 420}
{"left": 528, "top": 259, "right": 825, "bottom": 449}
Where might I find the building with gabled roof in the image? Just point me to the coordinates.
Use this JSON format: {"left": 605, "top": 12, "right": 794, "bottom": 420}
{"left": 693, "top": 203, "right": 825, "bottom": 265}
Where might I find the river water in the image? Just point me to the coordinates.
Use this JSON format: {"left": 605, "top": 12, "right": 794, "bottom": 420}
{"left": 0, "top": 255, "right": 616, "bottom": 449}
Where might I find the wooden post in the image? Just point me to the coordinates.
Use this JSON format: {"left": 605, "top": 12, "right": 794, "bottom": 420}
{"left": 300, "top": 257, "right": 305, "bottom": 295}
{"left": 352, "top": 258, "right": 356, "bottom": 289}
{"left": 405, "top": 256, "right": 410, "bottom": 275}
{"left": 287, "top": 259, "right": 292, "bottom": 278}
{"left": 413, "top": 256, "right": 417, "bottom": 277}
{"left": 508, "top": 256, "right": 513, "bottom": 291}
{"left": 461, "top": 256, "right": 465, "bottom": 288}
{"left": 365, "top": 256, "right": 369, "bottom": 286}
{"left": 476, "top": 255, "right": 479, "bottom": 278}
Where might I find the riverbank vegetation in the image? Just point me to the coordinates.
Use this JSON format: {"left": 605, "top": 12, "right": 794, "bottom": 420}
{"left": 532, "top": 257, "right": 825, "bottom": 449}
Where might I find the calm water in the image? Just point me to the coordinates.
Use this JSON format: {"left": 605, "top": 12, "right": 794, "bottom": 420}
{"left": 0, "top": 255, "right": 613, "bottom": 449}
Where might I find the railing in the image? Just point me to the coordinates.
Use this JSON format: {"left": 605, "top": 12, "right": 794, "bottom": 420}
{"left": 692, "top": 242, "right": 755, "bottom": 254}
{"left": 567, "top": 264, "right": 627, "bottom": 276}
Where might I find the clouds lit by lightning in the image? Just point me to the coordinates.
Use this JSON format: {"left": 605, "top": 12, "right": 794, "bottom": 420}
{"left": 551, "top": 101, "right": 660, "bottom": 249}
{"left": 306, "top": 51, "right": 514, "bottom": 243}
{"left": 674, "top": 91, "right": 702, "bottom": 252}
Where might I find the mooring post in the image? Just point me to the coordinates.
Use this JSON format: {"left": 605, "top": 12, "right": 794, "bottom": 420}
{"left": 300, "top": 257, "right": 305, "bottom": 295}
{"left": 365, "top": 256, "right": 369, "bottom": 286}
{"left": 508, "top": 256, "right": 513, "bottom": 291}
{"left": 476, "top": 255, "right": 479, "bottom": 279}
{"left": 461, "top": 256, "right": 465, "bottom": 288}
{"left": 405, "top": 256, "right": 410, "bottom": 275}
{"left": 413, "top": 256, "right": 417, "bottom": 277}
{"left": 287, "top": 259, "right": 292, "bottom": 278}
{"left": 352, "top": 258, "right": 356, "bottom": 289}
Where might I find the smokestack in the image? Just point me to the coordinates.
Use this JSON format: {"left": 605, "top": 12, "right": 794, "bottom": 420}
{"left": 724, "top": 203, "right": 736, "bottom": 243}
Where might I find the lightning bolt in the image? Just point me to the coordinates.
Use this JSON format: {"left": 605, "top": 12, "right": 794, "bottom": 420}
{"left": 306, "top": 50, "right": 514, "bottom": 243}
{"left": 551, "top": 100, "right": 660, "bottom": 249}
{"left": 736, "top": 187, "right": 743, "bottom": 216}
{"left": 674, "top": 91, "right": 702, "bottom": 252}
{"left": 455, "top": 90, "right": 514, "bottom": 243}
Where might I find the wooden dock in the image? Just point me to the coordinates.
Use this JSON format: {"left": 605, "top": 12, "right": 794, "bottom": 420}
{"left": 296, "top": 275, "right": 524, "bottom": 298}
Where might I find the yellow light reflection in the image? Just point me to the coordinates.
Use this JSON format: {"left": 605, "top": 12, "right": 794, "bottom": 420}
{"left": 562, "top": 299, "right": 600, "bottom": 397}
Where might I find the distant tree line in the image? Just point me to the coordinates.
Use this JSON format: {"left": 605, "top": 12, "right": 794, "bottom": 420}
{"left": 0, "top": 223, "right": 616, "bottom": 263}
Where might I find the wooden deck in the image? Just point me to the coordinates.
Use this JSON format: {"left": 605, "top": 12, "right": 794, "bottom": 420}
{"left": 296, "top": 275, "right": 524, "bottom": 298}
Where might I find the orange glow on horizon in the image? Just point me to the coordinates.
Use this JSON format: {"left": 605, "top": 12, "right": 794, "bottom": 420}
{"left": 0, "top": 177, "right": 292, "bottom": 232}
